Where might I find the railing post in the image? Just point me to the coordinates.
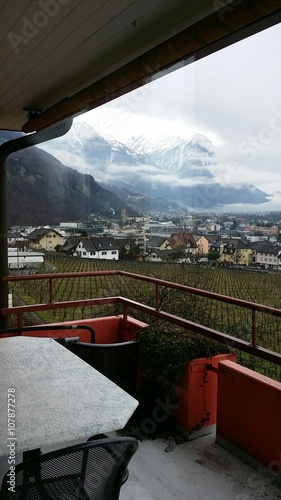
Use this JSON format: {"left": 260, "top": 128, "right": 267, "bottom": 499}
{"left": 0, "top": 156, "right": 8, "bottom": 329}
{"left": 252, "top": 309, "right": 257, "bottom": 347}
{"left": 156, "top": 284, "right": 160, "bottom": 311}
{"left": 0, "top": 119, "right": 72, "bottom": 330}
{"left": 18, "top": 313, "right": 23, "bottom": 330}
{"left": 123, "top": 303, "right": 128, "bottom": 328}
{"left": 49, "top": 278, "right": 53, "bottom": 304}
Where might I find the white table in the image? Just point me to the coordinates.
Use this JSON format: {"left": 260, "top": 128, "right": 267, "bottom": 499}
{"left": 0, "top": 337, "right": 139, "bottom": 457}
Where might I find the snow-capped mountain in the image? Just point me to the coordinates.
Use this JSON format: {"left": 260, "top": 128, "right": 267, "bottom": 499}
{"left": 126, "top": 133, "right": 214, "bottom": 178}
{"left": 39, "top": 122, "right": 269, "bottom": 210}
{"left": 42, "top": 122, "right": 147, "bottom": 169}
{"left": 126, "top": 133, "right": 214, "bottom": 159}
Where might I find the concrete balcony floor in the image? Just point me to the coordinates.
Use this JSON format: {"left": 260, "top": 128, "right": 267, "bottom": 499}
{"left": 0, "top": 429, "right": 280, "bottom": 499}
{"left": 119, "top": 430, "right": 281, "bottom": 500}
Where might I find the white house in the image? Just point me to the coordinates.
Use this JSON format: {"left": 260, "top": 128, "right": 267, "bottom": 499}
{"left": 74, "top": 237, "right": 119, "bottom": 260}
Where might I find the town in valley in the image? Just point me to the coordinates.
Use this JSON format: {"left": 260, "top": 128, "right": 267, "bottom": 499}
{"left": 8, "top": 210, "right": 281, "bottom": 272}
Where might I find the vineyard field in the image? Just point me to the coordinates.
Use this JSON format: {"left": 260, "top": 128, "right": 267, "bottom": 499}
{"left": 9, "top": 256, "right": 281, "bottom": 380}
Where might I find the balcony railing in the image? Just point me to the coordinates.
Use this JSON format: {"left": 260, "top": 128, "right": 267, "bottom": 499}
{"left": 1, "top": 270, "right": 281, "bottom": 368}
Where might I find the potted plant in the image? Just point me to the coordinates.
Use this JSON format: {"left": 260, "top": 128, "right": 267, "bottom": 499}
{"left": 125, "top": 322, "right": 235, "bottom": 440}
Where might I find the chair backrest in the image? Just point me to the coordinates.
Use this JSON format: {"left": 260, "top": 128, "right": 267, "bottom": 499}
{"left": 0, "top": 437, "right": 138, "bottom": 500}
{"left": 68, "top": 340, "right": 139, "bottom": 396}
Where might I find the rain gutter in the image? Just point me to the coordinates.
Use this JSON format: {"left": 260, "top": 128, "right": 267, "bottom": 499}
{"left": 0, "top": 119, "right": 73, "bottom": 329}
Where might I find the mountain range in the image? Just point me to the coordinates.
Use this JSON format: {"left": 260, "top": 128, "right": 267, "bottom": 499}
{"left": 0, "top": 130, "right": 135, "bottom": 226}
{"left": 39, "top": 122, "right": 269, "bottom": 211}
{"left": 1, "top": 122, "right": 271, "bottom": 225}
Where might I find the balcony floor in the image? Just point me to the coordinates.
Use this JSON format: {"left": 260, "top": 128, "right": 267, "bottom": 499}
{"left": 0, "top": 429, "right": 280, "bottom": 499}
{"left": 119, "top": 430, "right": 281, "bottom": 500}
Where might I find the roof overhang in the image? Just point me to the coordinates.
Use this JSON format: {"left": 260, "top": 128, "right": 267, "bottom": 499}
{"left": 1, "top": 0, "right": 281, "bottom": 133}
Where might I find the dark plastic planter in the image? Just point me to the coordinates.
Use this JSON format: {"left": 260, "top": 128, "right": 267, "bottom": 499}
{"left": 68, "top": 340, "right": 139, "bottom": 397}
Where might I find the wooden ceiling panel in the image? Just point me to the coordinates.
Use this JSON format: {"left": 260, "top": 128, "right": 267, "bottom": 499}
{"left": 0, "top": 0, "right": 280, "bottom": 132}
{"left": 0, "top": 1, "right": 158, "bottom": 115}
{"left": 0, "top": 0, "right": 210, "bottom": 130}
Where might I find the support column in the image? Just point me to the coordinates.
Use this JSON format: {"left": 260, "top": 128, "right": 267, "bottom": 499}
{"left": 0, "top": 119, "right": 72, "bottom": 329}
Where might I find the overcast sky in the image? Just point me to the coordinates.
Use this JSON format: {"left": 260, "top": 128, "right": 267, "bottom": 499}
{"left": 75, "top": 22, "right": 281, "bottom": 209}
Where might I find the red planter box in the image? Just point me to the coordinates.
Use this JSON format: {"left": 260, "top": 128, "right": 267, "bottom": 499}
{"left": 174, "top": 353, "right": 236, "bottom": 432}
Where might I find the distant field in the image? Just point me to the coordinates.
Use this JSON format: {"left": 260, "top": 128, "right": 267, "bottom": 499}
{"left": 10, "top": 256, "right": 281, "bottom": 380}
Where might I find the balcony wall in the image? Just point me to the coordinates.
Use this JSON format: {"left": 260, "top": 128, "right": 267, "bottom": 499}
{"left": 216, "top": 360, "right": 281, "bottom": 485}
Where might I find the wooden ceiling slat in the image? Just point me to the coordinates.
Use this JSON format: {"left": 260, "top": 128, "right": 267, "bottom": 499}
{"left": 0, "top": 0, "right": 80, "bottom": 82}
{"left": 23, "top": 0, "right": 281, "bottom": 133}
{"left": 2, "top": 0, "right": 196, "bottom": 129}
{"left": 0, "top": 1, "right": 31, "bottom": 41}
{"left": 0, "top": 1, "right": 146, "bottom": 116}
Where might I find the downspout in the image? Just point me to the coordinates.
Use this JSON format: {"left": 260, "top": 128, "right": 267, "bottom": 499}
{"left": 0, "top": 119, "right": 73, "bottom": 329}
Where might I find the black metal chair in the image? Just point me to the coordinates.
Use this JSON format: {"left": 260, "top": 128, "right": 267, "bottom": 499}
{"left": 87, "top": 434, "right": 130, "bottom": 485}
{"left": 0, "top": 437, "right": 138, "bottom": 499}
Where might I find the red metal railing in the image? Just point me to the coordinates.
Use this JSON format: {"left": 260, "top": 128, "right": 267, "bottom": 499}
{"left": 1, "top": 270, "right": 281, "bottom": 366}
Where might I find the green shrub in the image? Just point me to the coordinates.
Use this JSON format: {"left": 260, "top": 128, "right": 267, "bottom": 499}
{"left": 124, "top": 322, "right": 232, "bottom": 440}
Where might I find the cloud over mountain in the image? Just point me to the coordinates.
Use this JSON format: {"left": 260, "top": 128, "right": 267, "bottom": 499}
{"left": 40, "top": 123, "right": 269, "bottom": 210}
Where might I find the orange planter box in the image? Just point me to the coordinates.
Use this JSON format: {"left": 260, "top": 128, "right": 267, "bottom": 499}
{"left": 174, "top": 353, "right": 236, "bottom": 432}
